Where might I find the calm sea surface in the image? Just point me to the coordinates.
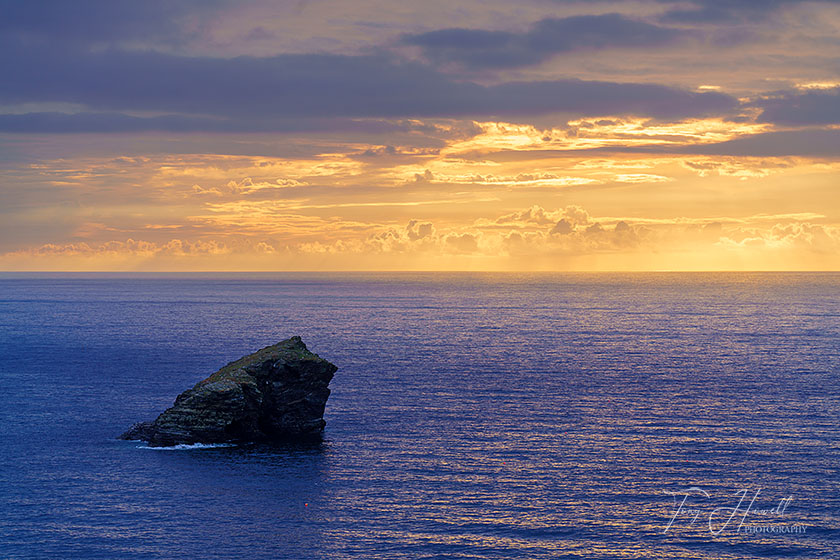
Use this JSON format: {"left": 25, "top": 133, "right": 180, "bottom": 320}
{"left": 0, "top": 272, "right": 838, "bottom": 559}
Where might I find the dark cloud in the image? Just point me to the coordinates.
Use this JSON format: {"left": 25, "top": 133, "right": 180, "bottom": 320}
{"left": 677, "top": 129, "right": 840, "bottom": 157}
{"left": 0, "top": 45, "right": 476, "bottom": 116}
{"left": 0, "top": 112, "right": 233, "bottom": 133}
{"left": 0, "top": 46, "right": 478, "bottom": 118}
{"left": 591, "top": 129, "right": 840, "bottom": 157}
{"left": 754, "top": 87, "right": 840, "bottom": 126}
{"left": 403, "top": 14, "right": 682, "bottom": 69}
{"left": 0, "top": 46, "right": 737, "bottom": 131}
{"left": 0, "top": 0, "right": 228, "bottom": 47}
{"left": 490, "top": 79, "right": 735, "bottom": 120}
{"left": 657, "top": 0, "right": 836, "bottom": 23}
{"left": 0, "top": 112, "right": 449, "bottom": 134}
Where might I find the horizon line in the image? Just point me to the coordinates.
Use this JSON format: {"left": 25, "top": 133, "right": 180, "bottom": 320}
{"left": 1, "top": 269, "right": 838, "bottom": 275}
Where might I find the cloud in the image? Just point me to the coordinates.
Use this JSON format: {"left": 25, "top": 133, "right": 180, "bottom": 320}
{"left": 550, "top": 219, "right": 574, "bottom": 235}
{"left": 0, "top": 112, "right": 482, "bottom": 138}
{"left": 12, "top": 238, "right": 230, "bottom": 258}
{"left": 445, "top": 232, "right": 480, "bottom": 253}
{"left": 674, "top": 129, "right": 840, "bottom": 157}
{"left": 0, "top": 111, "right": 458, "bottom": 135}
{"left": 491, "top": 205, "right": 591, "bottom": 228}
{"left": 5, "top": 206, "right": 838, "bottom": 270}
{"left": 403, "top": 14, "right": 682, "bottom": 69}
{"left": 310, "top": 220, "right": 445, "bottom": 254}
{"left": 681, "top": 157, "right": 793, "bottom": 179}
{"left": 612, "top": 173, "right": 673, "bottom": 183}
{"left": 0, "top": 112, "right": 246, "bottom": 133}
{"left": 563, "top": 129, "right": 840, "bottom": 158}
{"left": 490, "top": 211, "right": 649, "bottom": 256}
{"left": 192, "top": 177, "right": 306, "bottom": 197}
{"left": 716, "top": 222, "right": 840, "bottom": 254}
{"left": 495, "top": 205, "right": 560, "bottom": 226}
{"left": 0, "top": 0, "right": 228, "bottom": 47}
{"left": 443, "top": 117, "right": 769, "bottom": 161}
{"left": 754, "top": 86, "right": 840, "bottom": 126}
{"left": 767, "top": 223, "right": 840, "bottom": 253}
{"left": 474, "top": 205, "right": 840, "bottom": 258}
{"left": 0, "top": 46, "right": 738, "bottom": 131}
{"left": 490, "top": 80, "right": 735, "bottom": 120}
{"left": 657, "top": 0, "right": 809, "bottom": 23}
{"left": 406, "top": 219, "right": 435, "bottom": 241}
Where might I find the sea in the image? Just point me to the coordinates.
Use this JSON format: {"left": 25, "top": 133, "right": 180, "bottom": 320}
{"left": 0, "top": 272, "right": 838, "bottom": 559}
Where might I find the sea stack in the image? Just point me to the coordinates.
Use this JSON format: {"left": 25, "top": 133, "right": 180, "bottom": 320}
{"left": 119, "top": 336, "right": 337, "bottom": 447}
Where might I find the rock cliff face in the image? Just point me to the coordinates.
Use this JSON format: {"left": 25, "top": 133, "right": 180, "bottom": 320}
{"left": 119, "top": 337, "right": 337, "bottom": 447}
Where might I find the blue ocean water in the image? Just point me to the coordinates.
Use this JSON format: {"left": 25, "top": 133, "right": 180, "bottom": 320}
{"left": 0, "top": 272, "right": 838, "bottom": 559}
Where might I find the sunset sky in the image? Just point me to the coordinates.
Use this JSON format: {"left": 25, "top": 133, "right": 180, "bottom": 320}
{"left": 2, "top": 0, "right": 839, "bottom": 271}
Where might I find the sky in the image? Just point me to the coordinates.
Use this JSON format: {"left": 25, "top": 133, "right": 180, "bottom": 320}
{"left": 1, "top": 0, "right": 839, "bottom": 271}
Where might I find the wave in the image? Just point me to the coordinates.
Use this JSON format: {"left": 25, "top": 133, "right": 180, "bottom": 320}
{"left": 137, "top": 442, "right": 237, "bottom": 450}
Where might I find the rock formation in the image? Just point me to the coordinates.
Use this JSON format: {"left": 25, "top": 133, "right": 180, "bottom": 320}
{"left": 119, "top": 336, "right": 337, "bottom": 447}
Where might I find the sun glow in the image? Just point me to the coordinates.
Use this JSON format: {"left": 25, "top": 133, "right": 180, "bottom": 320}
{"left": 441, "top": 118, "right": 771, "bottom": 156}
